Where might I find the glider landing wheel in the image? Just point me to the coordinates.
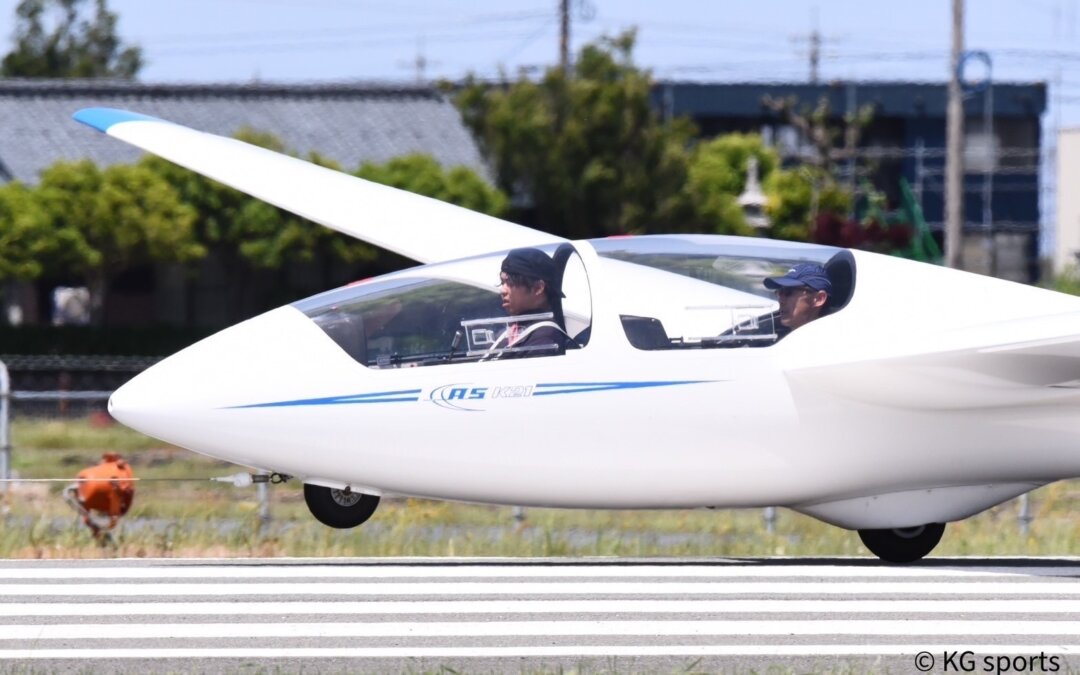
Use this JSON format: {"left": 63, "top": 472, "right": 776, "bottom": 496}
{"left": 857, "top": 522, "right": 945, "bottom": 563}
{"left": 303, "top": 483, "right": 380, "bottom": 529}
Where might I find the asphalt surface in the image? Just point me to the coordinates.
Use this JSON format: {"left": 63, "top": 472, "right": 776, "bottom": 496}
{"left": 0, "top": 556, "right": 1078, "bottom": 674}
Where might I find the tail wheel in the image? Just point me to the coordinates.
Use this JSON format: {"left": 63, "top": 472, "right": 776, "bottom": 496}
{"left": 303, "top": 483, "right": 380, "bottom": 529}
{"left": 857, "top": 522, "right": 945, "bottom": 563}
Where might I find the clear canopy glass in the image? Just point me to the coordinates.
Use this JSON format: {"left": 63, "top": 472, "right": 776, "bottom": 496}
{"left": 293, "top": 236, "right": 851, "bottom": 365}
{"left": 293, "top": 242, "right": 592, "bottom": 367}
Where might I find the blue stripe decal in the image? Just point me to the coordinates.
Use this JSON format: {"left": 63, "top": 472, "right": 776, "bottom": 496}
{"left": 73, "top": 107, "right": 164, "bottom": 133}
{"left": 232, "top": 381, "right": 712, "bottom": 409}
{"left": 228, "top": 389, "right": 422, "bottom": 409}
{"left": 533, "top": 380, "right": 712, "bottom": 396}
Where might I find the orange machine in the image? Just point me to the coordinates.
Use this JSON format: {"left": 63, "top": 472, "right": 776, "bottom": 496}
{"left": 65, "top": 452, "right": 136, "bottom": 538}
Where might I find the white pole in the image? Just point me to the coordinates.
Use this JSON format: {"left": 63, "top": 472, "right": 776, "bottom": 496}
{"left": 763, "top": 506, "right": 777, "bottom": 534}
{"left": 0, "top": 360, "right": 10, "bottom": 515}
{"left": 1018, "top": 493, "right": 1032, "bottom": 535}
{"left": 257, "top": 477, "right": 270, "bottom": 532}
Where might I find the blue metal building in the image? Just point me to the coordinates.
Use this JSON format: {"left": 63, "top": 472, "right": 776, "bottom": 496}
{"left": 653, "top": 81, "right": 1047, "bottom": 280}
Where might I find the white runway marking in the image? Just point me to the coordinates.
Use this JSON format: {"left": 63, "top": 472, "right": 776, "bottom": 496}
{"left": 2, "top": 581, "right": 1078, "bottom": 596}
{"left": 2, "top": 558, "right": 1078, "bottom": 670}
{"left": 1, "top": 645, "right": 1078, "bottom": 660}
{"left": 5, "top": 620, "right": 1080, "bottom": 640}
{"left": 4, "top": 564, "right": 1077, "bottom": 579}
{"left": 1, "top": 598, "right": 1076, "bottom": 616}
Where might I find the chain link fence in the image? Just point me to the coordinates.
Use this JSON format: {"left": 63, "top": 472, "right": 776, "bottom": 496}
{"left": 0, "top": 354, "right": 160, "bottom": 418}
{"left": 0, "top": 355, "right": 153, "bottom": 512}
{"left": 0, "top": 355, "right": 280, "bottom": 526}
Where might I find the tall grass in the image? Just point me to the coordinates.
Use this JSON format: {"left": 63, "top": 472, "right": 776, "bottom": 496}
{"left": 11, "top": 417, "right": 173, "bottom": 453}
{"left": 1044, "top": 268, "right": 1080, "bottom": 296}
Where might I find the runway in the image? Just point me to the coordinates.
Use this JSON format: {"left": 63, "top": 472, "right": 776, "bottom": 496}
{"left": 1, "top": 557, "right": 1078, "bottom": 673}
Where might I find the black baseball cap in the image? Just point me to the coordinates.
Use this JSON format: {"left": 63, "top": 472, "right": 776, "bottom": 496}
{"left": 763, "top": 262, "right": 832, "bottom": 294}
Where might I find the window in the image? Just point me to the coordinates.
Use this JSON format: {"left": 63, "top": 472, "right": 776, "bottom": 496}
{"left": 293, "top": 243, "right": 593, "bottom": 366}
{"left": 592, "top": 235, "right": 849, "bottom": 350}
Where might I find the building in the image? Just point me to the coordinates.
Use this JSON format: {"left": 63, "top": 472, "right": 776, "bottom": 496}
{"left": 0, "top": 79, "right": 488, "bottom": 185}
{"left": 654, "top": 81, "right": 1047, "bottom": 282}
{"left": 0, "top": 79, "right": 490, "bottom": 326}
{"left": 0, "top": 79, "right": 1051, "bottom": 329}
{"left": 1054, "top": 128, "right": 1080, "bottom": 276}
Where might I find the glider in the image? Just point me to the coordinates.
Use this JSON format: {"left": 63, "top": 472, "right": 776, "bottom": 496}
{"left": 76, "top": 107, "right": 1080, "bottom": 563}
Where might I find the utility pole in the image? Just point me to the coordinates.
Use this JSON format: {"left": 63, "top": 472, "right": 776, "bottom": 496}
{"left": 414, "top": 36, "right": 427, "bottom": 85}
{"left": 559, "top": 0, "right": 570, "bottom": 75}
{"left": 397, "top": 36, "right": 438, "bottom": 85}
{"left": 945, "top": 0, "right": 966, "bottom": 269}
{"left": 793, "top": 8, "right": 828, "bottom": 84}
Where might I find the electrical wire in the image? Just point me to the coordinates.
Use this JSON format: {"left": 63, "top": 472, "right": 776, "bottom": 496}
{"left": 497, "top": 16, "right": 556, "bottom": 65}
{"left": 152, "top": 28, "right": 550, "bottom": 58}
{"left": 0, "top": 473, "right": 290, "bottom": 487}
{"left": 148, "top": 10, "right": 554, "bottom": 47}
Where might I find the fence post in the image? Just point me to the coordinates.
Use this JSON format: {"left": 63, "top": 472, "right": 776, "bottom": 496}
{"left": 0, "top": 360, "right": 10, "bottom": 515}
{"left": 763, "top": 506, "right": 777, "bottom": 534}
{"left": 1017, "top": 493, "right": 1032, "bottom": 535}
{"left": 257, "top": 475, "right": 271, "bottom": 533}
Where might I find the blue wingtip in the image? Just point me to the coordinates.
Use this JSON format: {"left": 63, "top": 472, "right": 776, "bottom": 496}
{"left": 73, "top": 107, "right": 162, "bottom": 133}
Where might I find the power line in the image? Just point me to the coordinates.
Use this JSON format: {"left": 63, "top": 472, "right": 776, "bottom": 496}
{"left": 147, "top": 12, "right": 553, "bottom": 47}
{"left": 151, "top": 28, "right": 551, "bottom": 58}
{"left": 498, "top": 15, "right": 557, "bottom": 66}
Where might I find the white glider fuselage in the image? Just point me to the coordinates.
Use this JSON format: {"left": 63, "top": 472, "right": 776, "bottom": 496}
{"left": 73, "top": 106, "right": 1080, "bottom": 533}
{"left": 110, "top": 237, "right": 1080, "bottom": 530}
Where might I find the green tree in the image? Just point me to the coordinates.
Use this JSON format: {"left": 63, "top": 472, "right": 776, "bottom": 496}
{"left": 234, "top": 145, "right": 374, "bottom": 275}
{"left": 355, "top": 154, "right": 508, "bottom": 218}
{"left": 346, "top": 153, "right": 510, "bottom": 273}
{"left": 764, "top": 167, "right": 851, "bottom": 241}
{"left": 2, "top": 0, "right": 142, "bottom": 78}
{"left": 35, "top": 160, "right": 201, "bottom": 323}
{"left": 148, "top": 131, "right": 510, "bottom": 270}
{"left": 684, "top": 133, "right": 779, "bottom": 236}
{"left": 140, "top": 128, "right": 321, "bottom": 317}
{"left": 682, "top": 133, "right": 850, "bottom": 241}
{"left": 761, "top": 93, "right": 871, "bottom": 236}
{"left": 0, "top": 181, "right": 55, "bottom": 280}
{"left": 144, "top": 130, "right": 510, "bottom": 314}
{"left": 456, "top": 30, "right": 698, "bottom": 238}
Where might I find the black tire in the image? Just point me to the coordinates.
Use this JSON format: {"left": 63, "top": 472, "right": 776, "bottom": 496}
{"left": 303, "top": 483, "right": 380, "bottom": 529}
{"left": 858, "top": 522, "right": 946, "bottom": 563}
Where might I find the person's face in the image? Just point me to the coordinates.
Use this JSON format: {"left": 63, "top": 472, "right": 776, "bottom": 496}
{"left": 499, "top": 273, "right": 548, "bottom": 316}
{"left": 776, "top": 286, "right": 827, "bottom": 329}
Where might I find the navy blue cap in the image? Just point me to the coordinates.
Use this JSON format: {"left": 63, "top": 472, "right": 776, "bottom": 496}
{"left": 501, "top": 248, "right": 565, "bottom": 298}
{"left": 764, "top": 262, "right": 832, "bottom": 294}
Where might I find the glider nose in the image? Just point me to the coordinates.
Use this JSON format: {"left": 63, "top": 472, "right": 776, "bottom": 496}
{"left": 107, "top": 369, "right": 170, "bottom": 433}
{"left": 107, "top": 305, "right": 348, "bottom": 447}
{"left": 107, "top": 378, "right": 137, "bottom": 427}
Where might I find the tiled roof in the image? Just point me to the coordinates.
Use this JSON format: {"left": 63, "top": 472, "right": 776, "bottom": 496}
{"left": 0, "top": 79, "right": 490, "bottom": 184}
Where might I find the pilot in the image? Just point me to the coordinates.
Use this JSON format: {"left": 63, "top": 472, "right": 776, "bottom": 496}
{"left": 493, "top": 247, "right": 572, "bottom": 358}
{"left": 763, "top": 262, "right": 832, "bottom": 335}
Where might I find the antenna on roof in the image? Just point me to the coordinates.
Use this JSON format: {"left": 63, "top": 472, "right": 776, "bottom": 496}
{"left": 790, "top": 7, "right": 841, "bottom": 84}
{"left": 398, "top": 35, "right": 440, "bottom": 85}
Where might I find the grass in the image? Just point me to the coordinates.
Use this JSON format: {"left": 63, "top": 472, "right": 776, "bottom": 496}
{"left": 11, "top": 416, "right": 169, "bottom": 453}
{"left": 2, "top": 417, "right": 1079, "bottom": 559}
{"left": 1045, "top": 268, "right": 1080, "bottom": 296}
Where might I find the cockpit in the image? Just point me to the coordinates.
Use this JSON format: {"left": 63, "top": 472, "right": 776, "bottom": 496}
{"left": 293, "top": 242, "right": 592, "bottom": 368}
{"left": 591, "top": 235, "right": 853, "bottom": 351}
{"left": 292, "top": 236, "right": 854, "bottom": 367}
